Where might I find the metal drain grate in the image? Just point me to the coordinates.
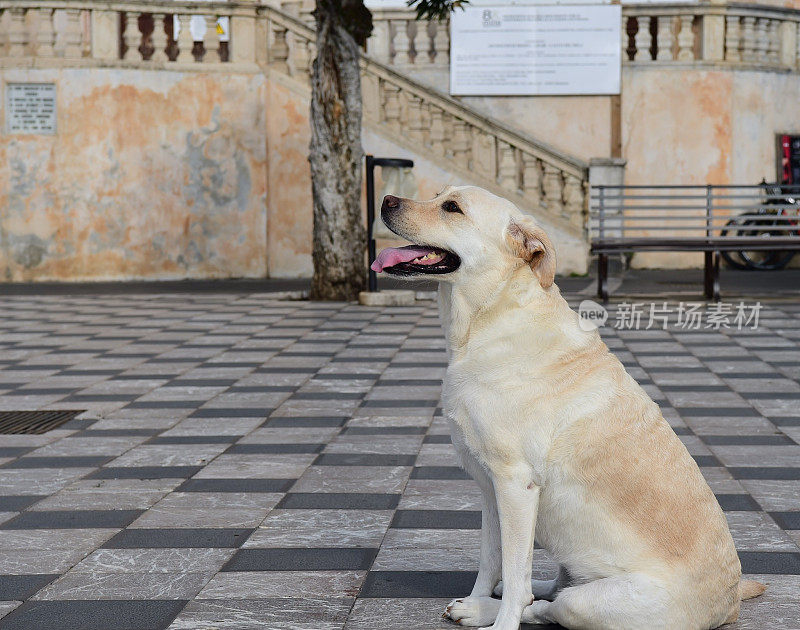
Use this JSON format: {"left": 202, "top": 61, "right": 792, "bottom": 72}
{"left": 0, "top": 410, "right": 86, "bottom": 434}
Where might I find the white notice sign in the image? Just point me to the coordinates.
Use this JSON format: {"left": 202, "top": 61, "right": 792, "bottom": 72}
{"left": 5, "top": 83, "right": 57, "bottom": 135}
{"left": 450, "top": 5, "right": 621, "bottom": 96}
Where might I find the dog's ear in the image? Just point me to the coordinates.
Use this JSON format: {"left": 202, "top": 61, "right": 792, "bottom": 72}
{"left": 506, "top": 219, "right": 556, "bottom": 288}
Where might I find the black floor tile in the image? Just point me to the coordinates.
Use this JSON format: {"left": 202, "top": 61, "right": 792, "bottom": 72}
{"left": 314, "top": 453, "right": 416, "bottom": 467}
{"left": 341, "top": 426, "right": 427, "bottom": 435}
{"left": 1, "top": 509, "right": 143, "bottom": 529}
{"left": 223, "top": 547, "right": 377, "bottom": 571}
{"left": 692, "top": 455, "right": 721, "bottom": 467}
{"left": 1, "top": 456, "right": 111, "bottom": 469}
{"left": 0, "top": 447, "right": 32, "bottom": 458}
{"left": 361, "top": 399, "right": 440, "bottom": 408}
{"left": 391, "top": 510, "right": 481, "bottom": 529}
{"left": 768, "top": 511, "right": 800, "bottom": 530}
{"left": 190, "top": 408, "right": 271, "bottom": 418}
{"left": 148, "top": 435, "right": 238, "bottom": 445}
{"left": 0, "top": 600, "right": 187, "bottom": 630}
{"left": 79, "top": 429, "right": 160, "bottom": 437}
{"left": 277, "top": 493, "right": 400, "bottom": 510}
{"left": 86, "top": 466, "right": 203, "bottom": 480}
{"left": 423, "top": 435, "right": 452, "bottom": 444}
{"left": 0, "top": 495, "right": 45, "bottom": 511}
{"left": 701, "top": 435, "right": 795, "bottom": 446}
{"left": 411, "top": 466, "right": 470, "bottom": 480}
{"left": 715, "top": 494, "right": 762, "bottom": 511}
{"left": 0, "top": 574, "right": 59, "bottom": 600}
{"left": 738, "top": 551, "right": 800, "bottom": 574}
{"left": 225, "top": 443, "right": 325, "bottom": 455}
{"left": 729, "top": 467, "right": 800, "bottom": 480}
{"left": 265, "top": 417, "right": 348, "bottom": 428}
{"left": 102, "top": 528, "right": 255, "bottom": 548}
{"left": 125, "top": 401, "right": 198, "bottom": 409}
{"left": 360, "top": 570, "right": 477, "bottom": 598}
{"left": 676, "top": 407, "right": 760, "bottom": 417}
{"left": 175, "top": 478, "right": 294, "bottom": 493}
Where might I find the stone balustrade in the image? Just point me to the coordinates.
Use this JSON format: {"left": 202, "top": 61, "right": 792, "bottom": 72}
{"left": 0, "top": 0, "right": 260, "bottom": 66}
{"left": 619, "top": 4, "right": 799, "bottom": 69}
{"left": 265, "top": 7, "right": 589, "bottom": 232}
{"left": 294, "top": 2, "right": 800, "bottom": 73}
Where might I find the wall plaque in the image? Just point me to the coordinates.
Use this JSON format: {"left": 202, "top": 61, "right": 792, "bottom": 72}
{"left": 5, "top": 83, "right": 57, "bottom": 135}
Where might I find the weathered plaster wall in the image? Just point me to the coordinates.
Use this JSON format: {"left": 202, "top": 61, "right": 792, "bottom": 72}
{"left": 622, "top": 66, "right": 800, "bottom": 267}
{"left": 0, "top": 68, "right": 267, "bottom": 282}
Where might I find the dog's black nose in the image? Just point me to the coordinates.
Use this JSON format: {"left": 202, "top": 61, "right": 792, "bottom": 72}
{"left": 383, "top": 195, "right": 400, "bottom": 210}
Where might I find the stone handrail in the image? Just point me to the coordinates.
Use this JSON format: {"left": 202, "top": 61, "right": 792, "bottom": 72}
{"left": 264, "top": 6, "right": 589, "bottom": 233}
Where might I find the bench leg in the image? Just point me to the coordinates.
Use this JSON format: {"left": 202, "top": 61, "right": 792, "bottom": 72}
{"left": 597, "top": 254, "right": 609, "bottom": 302}
{"left": 704, "top": 251, "right": 720, "bottom": 302}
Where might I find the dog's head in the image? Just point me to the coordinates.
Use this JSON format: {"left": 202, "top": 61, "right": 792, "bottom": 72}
{"left": 371, "top": 186, "right": 556, "bottom": 289}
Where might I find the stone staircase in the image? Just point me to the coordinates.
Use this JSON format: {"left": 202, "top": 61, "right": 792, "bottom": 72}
{"left": 262, "top": 6, "right": 590, "bottom": 243}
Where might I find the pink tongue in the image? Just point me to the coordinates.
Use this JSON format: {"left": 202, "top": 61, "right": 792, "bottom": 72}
{"left": 371, "top": 246, "right": 438, "bottom": 272}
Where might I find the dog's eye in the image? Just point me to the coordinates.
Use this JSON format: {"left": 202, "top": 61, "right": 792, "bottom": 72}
{"left": 442, "top": 200, "right": 463, "bottom": 214}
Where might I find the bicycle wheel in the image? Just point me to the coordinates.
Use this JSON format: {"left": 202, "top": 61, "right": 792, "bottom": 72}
{"left": 719, "top": 218, "right": 749, "bottom": 270}
{"left": 737, "top": 218, "right": 795, "bottom": 270}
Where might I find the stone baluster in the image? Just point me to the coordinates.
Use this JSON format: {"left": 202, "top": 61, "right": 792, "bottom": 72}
{"left": 406, "top": 95, "right": 426, "bottom": 145}
{"left": 497, "top": 142, "right": 518, "bottom": 190}
{"left": 522, "top": 154, "right": 542, "bottom": 201}
{"left": 432, "top": 19, "right": 449, "bottom": 66}
{"left": 797, "top": 22, "right": 800, "bottom": 70}
{"left": 36, "top": 8, "right": 56, "bottom": 58}
{"left": 656, "top": 16, "right": 674, "bottom": 61}
{"left": 563, "top": 175, "right": 585, "bottom": 226}
{"left": 176, "top": 14, "right": 194, "bottom": 62}
{"left": 543, "top": 165, "right": 564, "bottom": 217}
{"left": 383, "top": 83, "right": 401, "bottom": 133}
{"left": 472, "top": 132, "right": 496, "bottom": 180}
{"left": 393, "top": 19, "right": 411, "bottom": 64}
{"left": 724, "top": 16, "right": 741, "bottom": 62}
{"left": 741, "top": 17, "right": 757, "bottom": 62}
{"left": 203, "top": 15, "right": 220, "bottom": 63}
{"left": 362, "top": 73, "right": 381, "bottom": 120}
{"left": 151, "top": 14, "right": 168, "bottom": 62}
{"left": 122, "top": 12, "right": 141, "bottom": 61}
{"left": 754, "top": 18, "right": 769, "bottom": 63}
{"left": 451, "top": 121, "right": 471, "bottom": 169}
{"left": 429, "top": 106, "right": 446, "bottom": 155}
{"left": 292, "top": 36, "right": 312, "bottom": 81}
{"left": 8, "top": 8, "right": 28, "bottom": 57}
{"left": 778, "top": 20, "right": 796, "bottom": 68}
{"left": 676, "top": 14, "right": 695, "bottom": 61}
{"left": 634, "top": 16, "right": 652, "bottom": 61}
{"left": 269, "top": 22, "right": 289, "bottom": 70}
{"left": 767, "top": 19, "right": 780, "bottom": 65}
{"left": 367, "top": 18, "right": 390, "bottom": 63}
{"left": 55, "top": 9, "right": 82, "bottom": 59}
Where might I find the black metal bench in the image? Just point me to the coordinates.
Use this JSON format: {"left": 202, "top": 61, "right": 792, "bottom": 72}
{"left": 590, "top": 184, "right": 800, "bottom": 301}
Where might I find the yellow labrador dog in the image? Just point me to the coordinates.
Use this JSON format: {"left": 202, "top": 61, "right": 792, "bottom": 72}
{"left": 371, "top": 187, "right": 765, "bottom": 630}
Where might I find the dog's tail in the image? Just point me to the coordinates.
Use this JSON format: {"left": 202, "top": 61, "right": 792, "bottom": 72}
{"left": 738, "top": 579, "right": 766, "bottom": 600}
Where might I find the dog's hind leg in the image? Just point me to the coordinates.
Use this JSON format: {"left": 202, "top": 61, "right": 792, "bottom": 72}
{"left": 494, "top": 565, "right": 571, "bottom": 601}
{"left": 519, "top": 574, "right": 674, "bottom": 629}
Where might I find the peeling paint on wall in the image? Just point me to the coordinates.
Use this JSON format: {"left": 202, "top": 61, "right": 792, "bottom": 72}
{"left": 0, "top": 68, "right": 267, "bottom": 282}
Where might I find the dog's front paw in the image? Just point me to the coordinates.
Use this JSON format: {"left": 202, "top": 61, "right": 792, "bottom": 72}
{"left": 444, "top": 596, "right": 501, "bottom": 626}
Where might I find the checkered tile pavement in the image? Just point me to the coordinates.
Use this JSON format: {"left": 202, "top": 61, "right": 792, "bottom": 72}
{"left": 0, "top": 293, "right": 798, "bottom": 629}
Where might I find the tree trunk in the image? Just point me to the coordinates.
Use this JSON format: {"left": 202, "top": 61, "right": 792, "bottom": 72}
{"left": 309, "top": 0, "right": 368, "bottom": 301}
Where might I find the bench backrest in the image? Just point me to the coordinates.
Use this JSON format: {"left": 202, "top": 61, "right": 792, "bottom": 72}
{"left": 589, "top": 184, "right": 800, "bottom": 243}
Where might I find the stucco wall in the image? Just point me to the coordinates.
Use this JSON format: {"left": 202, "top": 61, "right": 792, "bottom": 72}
{"left": 0, "top": 67, "right": 267, "bottom": 282}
